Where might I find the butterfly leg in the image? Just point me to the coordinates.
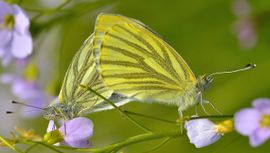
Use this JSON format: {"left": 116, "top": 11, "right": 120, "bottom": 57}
{"left": 202, "top": 100, "right": 223, "bottom": 115}
{"left": 194, "top": 103, "right": 199, "bottom": 116}
{"left": 197, "top": 92, "right": 210, "bottom": 115}
{"left": 177, "top": 108, "right": 184, "bottom": 133}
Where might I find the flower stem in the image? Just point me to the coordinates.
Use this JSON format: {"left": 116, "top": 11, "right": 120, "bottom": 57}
{"left": 142, "top": 137, "right": 171, "bottom": 153}
{"left": 25, "top": 143, "right": 39, "bottom": 153}
{"left": 123, "top": 110, "right": 176, "bottom": 124}
{"left": 188, "top": 115, "right": 233, "bottom": 120}
{"left": 0, "top": 136, "right": 24, "bottom": 153}
{"left": 80, "top": 85, "right": 152, "bottom": 132}
{"left": 36, "top": 142, "right": 64, "bottom": 153}
{"left": 31, "top": 0, "right": 72, "bottom": 21}
{"left": 77, "top": 129, "right": 182, "bottom": 153}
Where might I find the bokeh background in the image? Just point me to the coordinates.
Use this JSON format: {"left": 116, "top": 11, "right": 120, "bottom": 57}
{"left": 1, "top": 0, "right": 270, "bottom": 152}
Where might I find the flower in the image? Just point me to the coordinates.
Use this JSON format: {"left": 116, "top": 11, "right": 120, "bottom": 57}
{"left": 185, "top": 119, "right": 233, "bottom": 148}
{"left": 233, "top": 19, "right": 257, "bottom": 49}
{"left": 0, "top": 73, "right": 50, "bottom": 117}
{"left": 44, "top": 117, "right": 94, "bottom": 148}
{"left": 231, "top": 0, "right": 257, "bottom": 50}
{"left": 232, "top": 0, "right": 250, "bottom": 17}
{"left": 0, "top": 1, "right": 32, "bottom": 65}
{"left": 234, "top": 98, "right": 270, "bottom": 147}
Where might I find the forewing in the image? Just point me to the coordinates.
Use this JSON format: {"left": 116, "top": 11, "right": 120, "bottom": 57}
{"left": 93, "top": 14, "right": 197, "bottom": 103}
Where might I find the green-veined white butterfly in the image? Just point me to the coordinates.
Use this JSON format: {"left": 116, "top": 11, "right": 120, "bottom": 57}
{"left": 44, "top": 13, "right": 254, "bottom": 120}
{"left": 92, "top": 13, "right": 255, "bottom": 115}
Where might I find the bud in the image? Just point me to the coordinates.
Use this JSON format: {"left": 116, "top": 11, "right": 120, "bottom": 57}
{"left": 43, "top": 130, "right": 64, "bottom": 145}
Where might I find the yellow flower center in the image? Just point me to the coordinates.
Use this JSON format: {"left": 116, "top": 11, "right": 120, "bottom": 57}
{"left": 260, "top": 115, "right": 270, "bottom": 128}
{"left": 215, "top": 119, "right": 234, "bottom": 134}
{"left": 0, "top": 14, "right": 15, "bottom": 30}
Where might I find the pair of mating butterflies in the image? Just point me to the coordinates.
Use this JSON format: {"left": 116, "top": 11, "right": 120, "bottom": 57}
{"left": 44, "top": 13, "right": 253, "bottom": 120}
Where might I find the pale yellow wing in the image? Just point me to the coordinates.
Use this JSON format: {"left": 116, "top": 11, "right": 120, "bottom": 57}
{"left": 59, "top": 34, "right": 113, "bottom": 114}
{"left": 93, "top": 13, "right": 197, "bottom": 105}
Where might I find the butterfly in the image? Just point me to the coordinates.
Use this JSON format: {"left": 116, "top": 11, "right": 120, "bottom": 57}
{"left": 92, "top": 13, "right": 255, "bottom": 115}
{"left": 44, "top": 13, "right": 254, "bottom": 120}
{"left": 43, "top": 34, "right": 128, "bottom": 120}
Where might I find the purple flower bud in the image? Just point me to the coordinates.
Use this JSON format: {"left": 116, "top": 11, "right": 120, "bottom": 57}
{"left": 46, "top": 117, "right": 94, "bottom": 148}
{"left": 0, "top": 1, "right": 32, "bottom": 66}
{"left": 234, "top": 98, "right": 270, "bottom": 147}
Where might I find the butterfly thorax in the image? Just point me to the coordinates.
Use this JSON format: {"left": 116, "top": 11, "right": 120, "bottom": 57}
{"left": 43, "top": 103, "right": 83, "bottom": 120}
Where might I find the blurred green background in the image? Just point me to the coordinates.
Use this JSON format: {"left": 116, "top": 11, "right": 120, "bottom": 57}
{"left": 1, "top": 0, "right": 270, "bottom": 152}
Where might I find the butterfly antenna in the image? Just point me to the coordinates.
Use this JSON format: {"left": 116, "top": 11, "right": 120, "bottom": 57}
{"left": 6, "top": 109, "right": 43, "bottom": 114}
{"left": 6, "top": 111, "right": 14, "bottom": 114}
{"left": 11, "top": 100, "right": 45, "bottom": 110}
{"left": 208, "top": 63, "right": 256, "bottom": 78}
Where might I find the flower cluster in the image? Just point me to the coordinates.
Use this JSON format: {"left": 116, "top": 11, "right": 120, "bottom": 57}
{"left": 0, "top": 1, "right": 32, "bottom": 65}
{"left": 185, "top": 98, "right": 270, "bottom": 148}
{"left": 0, "top": 1, "right": 95, "bottom": 149}
{"left": 235, "top": 98, "right": 270, "bottom": 147}
{"left": 232, "top": 0, "right": 257, "bottom": 49}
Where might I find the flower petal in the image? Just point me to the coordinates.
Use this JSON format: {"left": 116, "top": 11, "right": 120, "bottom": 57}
{"left": 0, "top": 29, "right": 12, "bottom": 48}
{"left": 250, "top": 128, "right": 270, "bottom": 147}
{"left": 0, "top": 73, "right": 16, "bottom": 84}
{"left": 59, "top": 117, "right": 93, "bottom": 148}
{"left": 234, "top": 108, "right": 261, "bottom": 136}
{"left": 252, "top": 98, "right": 270, "bottom": 114}
{"left": 185, "top": 119, "right": 221, "bottom": 148}
{"left": 47, "top": 120, "right": 57, "bottom": 132}
{"left": 11, "top": 79, "right": 41, "bottom": 100}
{"left": 11, "top": 31, "right": 32, "bottom": 58}
{"left": 1, "top": 50, "right": 13, "bottom": 66}
{"left": 13, "top": 5, "right": 30, "bottom": 34}
{"left": 0, "top": 1, "right": 13, "bottom": 22}
{"left": 63, "top": 138, "right": 91, "bottom": 148}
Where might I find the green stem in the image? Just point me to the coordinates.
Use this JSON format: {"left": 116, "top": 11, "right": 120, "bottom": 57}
{"left": 77, "top": 129, "right": 181, "bottom": 153}
{"left": 80, "top": 85, "right": 152, "bottom": 132}
{"left": 25, "top": 143, "right": 39, "bottom": 153}
{"left": 188, "top": 115, "right": 233, "bottom": 120}
{"left": 20, "top": 140, "right": 64, "bottom": 153}
{"left": 36, "top": 142, "right": 64, "bottom": 153}
{"left": 31, "top": 0, "right": 72, "bottom": 21}
{"left": 123, "top": 110, "right": 176, "bottom": 124}
{"left": 142, "top": 137, "right": 171, "bottom": 153}
{"left": 0, "top": 136, "right": 24, "bottom": 153}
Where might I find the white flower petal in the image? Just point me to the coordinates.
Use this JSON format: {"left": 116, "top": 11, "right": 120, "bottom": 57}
{"left": 11, "top": 31, "right": 32, "bottom": 58}
{"left": 47, "top": 120, "right": 57, "bottom": 132}
{"left": 13, "top": 5, "right": 30, "bottom": 34}
{"left": 185, "top": 119, "right": 221, "bottom": 148}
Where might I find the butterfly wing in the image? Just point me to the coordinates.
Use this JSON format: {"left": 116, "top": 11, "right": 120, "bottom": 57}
{"left": 93, "top": 14, "right": 198, "bottom": 107}
{"left": 59, "top": 34, "right": 114, "bottom": 114}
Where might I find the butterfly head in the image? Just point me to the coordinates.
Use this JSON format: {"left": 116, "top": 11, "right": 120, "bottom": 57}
{"left": 197, "top": 75, "right": 214, "bottom": 92}
{"left": 197, "top": 63, "right": 256, "bottom": 92}
{"left": 43, "top": 103, "right": 82, "bottom": 120}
